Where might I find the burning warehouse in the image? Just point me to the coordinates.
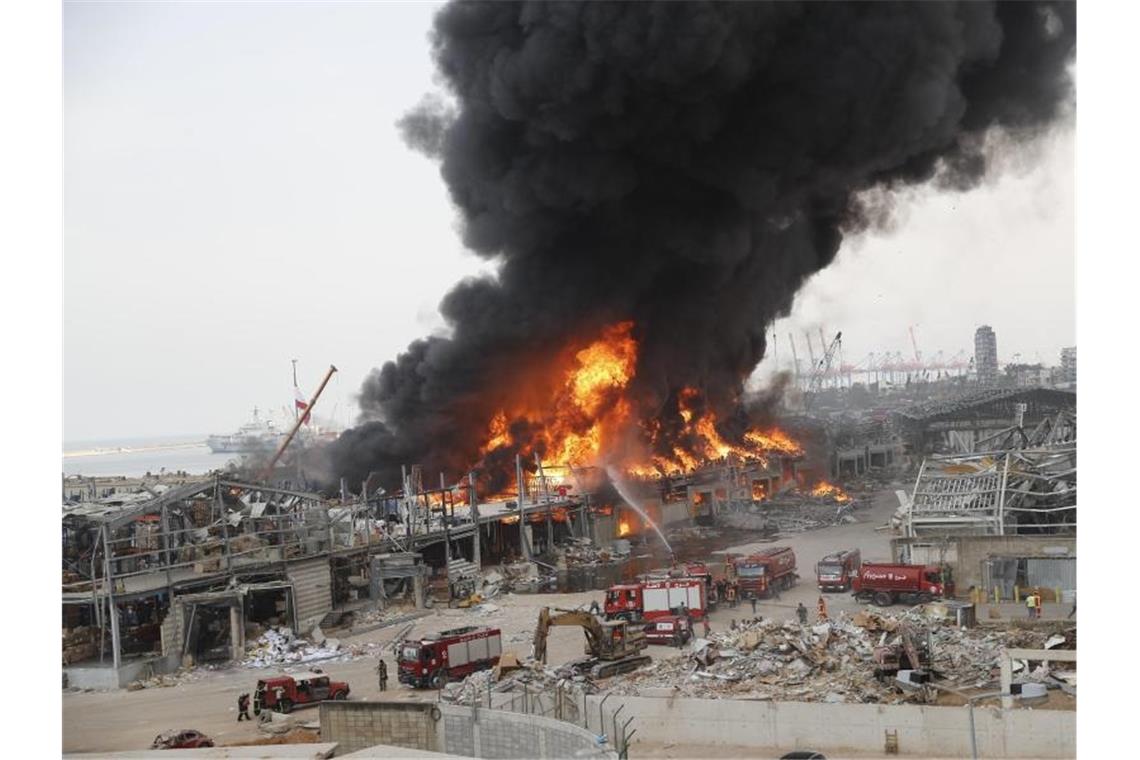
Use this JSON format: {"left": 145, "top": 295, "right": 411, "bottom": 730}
{"left": 327, "top": 1, "right": 1076, "bottom": 509}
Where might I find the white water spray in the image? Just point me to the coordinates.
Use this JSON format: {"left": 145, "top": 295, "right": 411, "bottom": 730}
{"left": 605, "top": 465, "right": 674, "bottom": 559}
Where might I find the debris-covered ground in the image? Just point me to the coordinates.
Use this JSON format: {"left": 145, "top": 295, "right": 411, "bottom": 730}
{"left": 439, "top": 604, "right": 1076, "bottom": 709}
{"left": 601, "top": 608, "right": 1074, "bottom": 704}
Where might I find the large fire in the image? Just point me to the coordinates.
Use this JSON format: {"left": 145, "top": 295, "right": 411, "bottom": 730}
{"left": 476, "top": 321, "right": 802, "bottom": 480}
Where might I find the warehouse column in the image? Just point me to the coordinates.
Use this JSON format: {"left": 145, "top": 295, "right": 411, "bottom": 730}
{"left": 469, "top": 471, "right": 481, "bottom": 570}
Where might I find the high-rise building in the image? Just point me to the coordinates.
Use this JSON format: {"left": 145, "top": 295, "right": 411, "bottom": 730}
{"left": 974, "top": 325, "right": 998, "bottom": 385}
{"left": 1060, "top": 346, "right": 1076, "bottom": 384}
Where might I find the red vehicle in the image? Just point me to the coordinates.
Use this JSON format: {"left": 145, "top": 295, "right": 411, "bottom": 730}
{"left": 605, "top": 578, "right": 707, "bottom": 622}
{"left": 640, "top": 562, "right": 720, "bottom": 608}
{"left": 255, "top": 672, "right": 350, "bottom": 714}
{"left": 151, "top": 730, "right": 214, "bottom": 749}
{"left": 816, "top": 549, "right": 862, "bottom": 592}
{"left": 730, "top": 547, "right": 797, "bottom": 599}
{"left": 397, "top": 626, "right": 501, "bottom": 689}
{"left": 851, "top": 563, "right": 953, "bottom": 606}
{"left": 643, "top": 615, "right": 693, "bottom": 647}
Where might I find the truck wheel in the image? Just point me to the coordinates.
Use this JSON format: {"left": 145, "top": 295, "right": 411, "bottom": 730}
{"left": 429, "top": 670, "right": 448, "bottom": 690}
{"left": 333, "top": 691, "right": 347, "bottom": 700}
{"left": 919, "top": 593, "right": 933, "bottom": 604}
{"left": 872, "top": 592, "right": 893, "bottom": 607}
{"left": 277, "top": 699, "right": 293, "bottom": 714}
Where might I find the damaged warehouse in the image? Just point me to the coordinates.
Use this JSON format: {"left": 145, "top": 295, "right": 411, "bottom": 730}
{"left": 61, "top": 477, "right": 437, "bottom": 688}
{"left": 891, "top": 401, "right": 1076, "bottom": 603}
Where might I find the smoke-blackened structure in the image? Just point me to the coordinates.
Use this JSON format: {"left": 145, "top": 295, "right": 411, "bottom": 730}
{"left": 330, "top": 1, "right": 1075, "bottom": 490}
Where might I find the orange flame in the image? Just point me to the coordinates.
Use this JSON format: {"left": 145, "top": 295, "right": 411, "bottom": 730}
{"left": 475, "top": 321, "right": 803, "bottom": 479}
{"left": 617, "top": 518, "right": 632, "bottom": 537}
{"left": 810, "top": 481, "right": 851, "bottom": 502}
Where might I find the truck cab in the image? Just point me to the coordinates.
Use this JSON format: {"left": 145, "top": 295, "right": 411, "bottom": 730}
{"left": 816, "top": 549, "right": 862, "bottom": 592}
{"left": 604, "top": 584, "right": 642, "bottom": 621}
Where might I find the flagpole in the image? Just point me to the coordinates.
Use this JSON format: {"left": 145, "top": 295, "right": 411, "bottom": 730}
{"left": 291, "top": 359, "right": 299, "bottom": 424}
{"left": 264, "top": 364, "right": 337, "bottom": 482}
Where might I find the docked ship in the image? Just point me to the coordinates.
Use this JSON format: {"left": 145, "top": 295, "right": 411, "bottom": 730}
{"left": 206, "top": 408, "right": 286, "bottom": 454}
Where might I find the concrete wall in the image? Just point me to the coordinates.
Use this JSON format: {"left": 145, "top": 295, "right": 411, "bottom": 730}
{"left": 321, "top": 701, "right": 437, "bottom": 755}
{"left": 892, "top": 535, "right": 1076, "bottom": 591}
{"left": 320, "top": 701, "right": 613, "bottom": 759}
{"left": 586, "top": 695, "right": 1074, "bottom": 759}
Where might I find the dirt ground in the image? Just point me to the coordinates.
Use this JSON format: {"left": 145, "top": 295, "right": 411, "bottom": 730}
{"left": 61, "top": 488, "right": 1070, "bottom": 755}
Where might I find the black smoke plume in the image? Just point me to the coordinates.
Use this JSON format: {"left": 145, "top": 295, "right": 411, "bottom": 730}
{"left": 329, "top": 1, "right": 1074, "bottom": 491}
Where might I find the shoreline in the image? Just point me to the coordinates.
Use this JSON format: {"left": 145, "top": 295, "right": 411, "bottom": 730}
{"left": 63, "top": 441, "right": 208, "bottom": 459}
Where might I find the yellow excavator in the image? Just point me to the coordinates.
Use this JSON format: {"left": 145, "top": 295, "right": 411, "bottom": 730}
{"left": 533, "top": 607, "right": 651, "bottom": 679}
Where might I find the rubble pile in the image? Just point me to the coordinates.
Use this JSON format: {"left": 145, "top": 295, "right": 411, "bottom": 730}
{"left": 350, "top": 606, "right": 416, "bottom": 630}
{"left": 601, "top": 611, "right": 1065, "bottom": 703}
{"left": 717, "top": 494, "right": 860, "bottom": 535}
{"left": 440, "top": 662, "right": 599, "bottom": 706}
{"left": 500, "top": 560, "right": 544, "bottom": 593}
{"left": 557, "top": 537, "right": 628, "bottom": 568}
{"left": 241, "top": 626, "right": 352, "bottom": 669}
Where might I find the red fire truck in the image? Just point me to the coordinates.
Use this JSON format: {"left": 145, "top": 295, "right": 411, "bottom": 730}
{"left": 729, "top": 547, "right": 797, "bottom": 599}
{"left": 816, "top": 549, "right": 862, "bottom": 592}
{"left": 640, "top": 562, "right": 720, "bottom": 608}
{"left": 397, "top": 626, "right": 502, "bottom": 689}
{"left": 605, "top": 578, "right": 708, "bottom": 622}
{"left": 851, "top": 563, "right": 953, "bottom": 606}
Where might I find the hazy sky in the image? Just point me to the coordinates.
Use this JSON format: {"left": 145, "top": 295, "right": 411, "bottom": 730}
{"left": 64, "top": 1, "right": 1075, "bottom": 442}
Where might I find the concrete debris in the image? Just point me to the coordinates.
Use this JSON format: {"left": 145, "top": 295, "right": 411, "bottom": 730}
{"left": 481, "top": 570, "right": 504, "bottom": 599}
{"left": 241, "top": 626, "right": 353, "bottom": 669}
{"left": 598, "top": 611, "right": 1070, "bottom": 704}
{"left": 556, "top": 538, "right": 627, "bottom": 569}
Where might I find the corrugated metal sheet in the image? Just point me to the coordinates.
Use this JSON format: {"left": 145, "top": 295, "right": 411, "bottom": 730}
{"left": 288, "top": 557, "right": 332, "bottom": 633}
{"left": 1026, "top": 558, "right": 1076, "bottom": 592}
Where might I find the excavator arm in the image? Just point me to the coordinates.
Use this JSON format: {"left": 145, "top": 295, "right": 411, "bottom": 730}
{"left": 534, "top": 607, "right": 603, "bottom": 663}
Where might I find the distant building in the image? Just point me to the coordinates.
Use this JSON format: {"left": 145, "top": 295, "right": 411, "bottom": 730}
{"left": 1060, "top": 346, "right": 1076, "bottom": 384}
{"left": 1006, "top": 363, "right": 1050, "bottom": 388}
{"left": 974, "top": 325, "right": 998, "bottom": 386}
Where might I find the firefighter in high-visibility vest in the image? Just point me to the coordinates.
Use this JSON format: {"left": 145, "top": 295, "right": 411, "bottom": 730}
{"left": 1026, "top": 592, "right": 1038, "bottom": 619}
{"left": 816, "top": 595, "right": 829, "bottom": 622}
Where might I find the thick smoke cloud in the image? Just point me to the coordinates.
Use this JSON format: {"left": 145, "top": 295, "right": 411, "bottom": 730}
{"left": 329, "top": 1, "right": 1075, "bottom": 490}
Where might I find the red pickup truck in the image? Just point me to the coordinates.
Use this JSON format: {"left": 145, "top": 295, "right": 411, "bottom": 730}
{"left": 255, "top": 672, "right": 349, "bottom": 714}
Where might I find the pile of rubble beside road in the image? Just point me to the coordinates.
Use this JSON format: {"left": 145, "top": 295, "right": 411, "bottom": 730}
{"left": 603, "top": 610, "right": 1071, "bottom": 703}
{"left": 241, "top": 625, "right": 380, "bottom": 669}
{"left": 442, "top": 607, "right": 1075, "bottom": 708}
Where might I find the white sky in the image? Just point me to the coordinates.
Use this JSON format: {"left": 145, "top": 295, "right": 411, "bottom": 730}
{"left": 63, "top": 0, "right": 1075, "bottom": 442}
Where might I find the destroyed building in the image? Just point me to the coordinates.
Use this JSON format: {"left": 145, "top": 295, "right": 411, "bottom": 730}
{"left": 892, "top": 386, "right": 1076, "bottom": 457}
{"left": 891, "top": 392, "right": 1076, "bottom": 598}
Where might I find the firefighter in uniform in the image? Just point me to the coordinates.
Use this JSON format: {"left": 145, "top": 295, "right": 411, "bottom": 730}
{"left": 1026, "top": 592, "right": 1037, "bottom": 619}
{"left": 377, "top": 659, "right": 388, "bottom": 691}
{"left": 816, "top": 595, "right": 829, "bottom": 622}
{"left": 237, "top": 693, "right": 251, "bottom": 722}
{"left": 797, "top": 602, "right": 808, "bottom": 624}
